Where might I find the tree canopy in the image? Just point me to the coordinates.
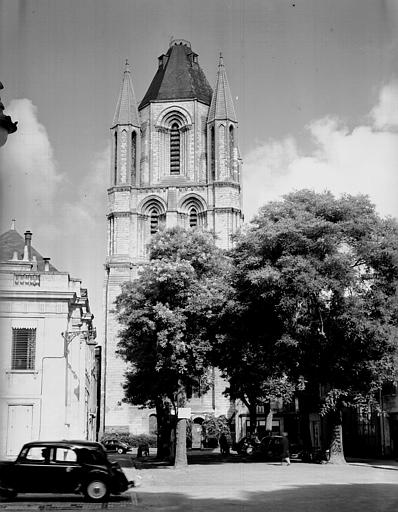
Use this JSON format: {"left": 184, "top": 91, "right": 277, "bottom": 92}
{"left": 217, "top": 190, "right": 398, "bottom": 461}
{"left": 115, "top": 227, "right": 230, "bottom": 465}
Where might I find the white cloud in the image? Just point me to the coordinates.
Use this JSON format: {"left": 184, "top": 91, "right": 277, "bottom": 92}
{"left": 371, "top": 81, "right": 398, "bottom": 129}
{"left": 0, "top": 99, "right": 109, "bottom": 321}
{"left": 243, "top": 86, "right": 398, "bottom": 222}
{"left": 0, "top": 99, "right": 63, "bottom": 229}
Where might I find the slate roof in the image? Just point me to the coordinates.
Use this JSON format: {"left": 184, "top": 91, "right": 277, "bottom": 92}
{"left": 139, "top": 40, "right": 213, "bottom": 109}
{"left": 208, "top": 54, "right": 237, "bottom": 123}
{"left": 0, "top": 229, "right": 58, "bottom": 272}
{"left": 112, "top": 60, "right": 140, "bottom": 127}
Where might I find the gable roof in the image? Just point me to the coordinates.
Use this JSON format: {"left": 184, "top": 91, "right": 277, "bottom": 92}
{"left": 139, "top": 40, "right": 213, "bottom": 109}
{"left": 0, "top": 229, "right": 58, "bottom": 272}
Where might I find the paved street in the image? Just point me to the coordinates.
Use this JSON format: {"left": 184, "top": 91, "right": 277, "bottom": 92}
{"left": 1, "top": 452, "right": 398, "bottom": 511}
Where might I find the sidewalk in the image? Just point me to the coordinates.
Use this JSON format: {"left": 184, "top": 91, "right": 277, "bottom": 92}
{"left": 123, "top": 453, "right": 398, "bottom": 512}
{"left": 346, "top": 457, "right": 398, "bottom": 471}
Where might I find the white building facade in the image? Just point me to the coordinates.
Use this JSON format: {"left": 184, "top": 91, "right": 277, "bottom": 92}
{"left": 0, "top": 227, "right": 98, "bottom": 459}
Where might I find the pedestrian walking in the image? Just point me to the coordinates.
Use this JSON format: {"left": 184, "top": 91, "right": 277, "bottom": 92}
{"left": 281, "top": 431, "right": 290, "bottom": 465}
{"left": 219, "top": 432, "right": 230, "bottom": 456}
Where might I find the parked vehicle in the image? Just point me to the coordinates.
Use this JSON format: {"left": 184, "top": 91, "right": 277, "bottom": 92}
{"left": 102, "top": 439, "right": 130, "bottom": 454}
{"left": 259, "top": 435, "right": 304, "bottom": 461}
{"left": 0, "top": 440, "right": 133, "bottom": 501}
{"left": 234, "top": 436, "right": 261, "bottom": 456}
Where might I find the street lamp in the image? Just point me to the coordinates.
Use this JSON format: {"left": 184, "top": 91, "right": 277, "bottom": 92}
{"left": 0, "top": 82, "right": 18, "bottom": 147}
{"left": 62, "top": 328, "right": 97, "bottom": 356}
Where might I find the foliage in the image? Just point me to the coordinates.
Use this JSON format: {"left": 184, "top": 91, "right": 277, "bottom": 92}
{"left": 202, "top": 415, "right": 232, "bottom": 440}
{"left": 115, "top": 227, "right": 231, "bottom": 466}
{"left": 218, "top": 190, "right": 398, "bottom": 459}
{"left": 100, "top": 432, "right": 157, "bottom": 448}
{"left": 116, "top": 227, "right": 230, "bottom": 408}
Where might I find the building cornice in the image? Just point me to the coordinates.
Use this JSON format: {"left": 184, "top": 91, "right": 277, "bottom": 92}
{"left": 0, "top": 290, "right": 77, "bottom": 301}
{"left": 108, "top": 185, "right": 132, "bottom": 194}
{"left": 212, "top": 181, "right": 241, "bottom": 189}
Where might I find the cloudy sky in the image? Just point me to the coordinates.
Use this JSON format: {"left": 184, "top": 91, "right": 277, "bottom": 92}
{"left": 1, "top": 0, "right": 397, "bottom": 325}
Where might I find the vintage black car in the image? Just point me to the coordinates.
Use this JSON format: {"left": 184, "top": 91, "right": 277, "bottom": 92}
{"left": 0, "top": 440, "right": 133, "bottom": 501}
{"left": 102, "top": 439, "right": 130, "bottom": 454}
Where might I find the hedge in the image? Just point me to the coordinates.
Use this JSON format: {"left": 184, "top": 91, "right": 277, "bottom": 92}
{"left": 101, "top": 432, "right": 157, "bottom": 448}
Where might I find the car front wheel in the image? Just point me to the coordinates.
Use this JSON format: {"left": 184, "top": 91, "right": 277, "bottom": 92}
{"left": 84, "top": 479, "right": 109, "bottom": 502}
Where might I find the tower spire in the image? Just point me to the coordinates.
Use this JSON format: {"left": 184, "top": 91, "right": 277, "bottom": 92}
{"left": 112, "top": 60, "right": 140, "bottom": 127}
{"left": 208, "top": 53, "right": 237, "bottom": 123}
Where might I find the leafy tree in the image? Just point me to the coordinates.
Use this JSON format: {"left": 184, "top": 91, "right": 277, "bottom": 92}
{"left": 202, "top": 415, "right": 232, "bottom": 443}
{"left": 220, "top": 190, "right": 398, "bottom": 463}
{"left": 115, "top": 227, "right": 230, "bottom": 467}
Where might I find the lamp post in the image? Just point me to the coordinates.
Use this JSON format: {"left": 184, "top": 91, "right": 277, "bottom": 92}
{"left": 62, "top": 327, "right": 97, "bottom": 357}
{"left": 0, "top": 82, "right": 18, "bottom": 147}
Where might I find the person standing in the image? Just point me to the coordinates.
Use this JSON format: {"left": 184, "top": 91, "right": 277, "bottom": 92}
{"left": 281, "top": 432, "right": 290, "bottom": 465}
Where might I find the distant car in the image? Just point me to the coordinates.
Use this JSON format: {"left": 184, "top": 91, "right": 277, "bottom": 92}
{"left": 234, "top": 436, "right": 261, "bottom": 456}
{"left": 0, "top": 440, "right": 133, "bottom": 501}
{"left": 102, "top": 439, "right": 130, "bottom": 454}
{"left": 259, "top": 435, "right": 304, "bottom": 461}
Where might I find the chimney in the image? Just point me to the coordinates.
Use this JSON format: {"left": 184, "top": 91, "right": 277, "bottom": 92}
{"left": 43, "top": 257, "right": 50, "bottom": 272}
{"left": 24, "top": 230, "right": 32, "bottom": 261}
{"left": 11, "top": 219, "right": 15, "bottom": 230}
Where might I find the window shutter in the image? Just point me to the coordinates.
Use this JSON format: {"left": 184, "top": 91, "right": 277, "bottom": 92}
{"left": 12, "top": 328, "right": 36, "bottom": 370}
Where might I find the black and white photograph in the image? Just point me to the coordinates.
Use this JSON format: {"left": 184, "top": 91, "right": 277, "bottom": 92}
{"left": 0, "top": 1, "right": 398, "bottom": 510}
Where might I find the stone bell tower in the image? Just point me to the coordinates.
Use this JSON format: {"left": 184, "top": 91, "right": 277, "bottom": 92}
{"left": 103, "top": 40, "right": 243, "bottom": 433}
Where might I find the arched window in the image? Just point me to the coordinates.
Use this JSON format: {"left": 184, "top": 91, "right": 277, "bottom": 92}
{"left": 210, "top": 126, "right": 215, "bottom": 180}
{"left": 150, "top": 208, "right": 159, "bottom": 235}
{"left": 170, "top": 123, "right": 180, "bottom": 175}
{"left": 108, "top": 216, "right": 115, "bottom": 255}
{"left": 131, "top": 131, "right": 136, "bottom": 184}
{"left": 189, "top": 207, "right": 198, "bottom": 228}
{"left": 114, "top": 131, "right": 118, "bottom": 184}
{"left": 149, "top": 415, "right": 157, "bottom": 435}
{"left": 229, "top": 125, "right": 234, "bottom": 167}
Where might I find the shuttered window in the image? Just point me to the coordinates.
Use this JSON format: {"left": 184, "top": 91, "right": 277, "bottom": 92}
{"left": 170, "top": 123, "right": 180, "bottom": 175}
{"left": 150, "top": 208, "right": 159, "bottom": 235}
{"left": 12, "top": 328, "right": 36, "bottom": 370}
{"left": 189, "top": 207, "right": 198, "bottom": 228}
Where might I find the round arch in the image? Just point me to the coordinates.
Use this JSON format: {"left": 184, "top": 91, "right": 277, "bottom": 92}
{"left": 155, "top": 106, "right": 192, "bottom": 130}
{"left": 138, "top": 195, "right": 167, "bottom": 216}
{"left": 179, "top": 193, "right": 207, "bottom": 213}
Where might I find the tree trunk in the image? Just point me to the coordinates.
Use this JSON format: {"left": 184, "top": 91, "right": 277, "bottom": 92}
{"left": 241, "top": 396, "right": 257, "bottom": 436}
{"left": 174, "top": 384, "right": 188, "bottom": 469}
{"left": 155, "top": 401, "right": 171, "bottom": 459}
{"left": 328, "top": 409, "right": 346, "bottom": 464}
{"left": 249, "top": 404, "right": 257, "bottom": 435}
{"left": 264, "top": 402, "right": 273, "bottom": 433}
{"left": 174, "top": 418, "right": 188, "bottom": 468}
